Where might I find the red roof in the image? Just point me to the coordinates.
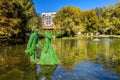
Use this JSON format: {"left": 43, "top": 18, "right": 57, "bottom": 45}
{"left": 43, "top": 26, "right": 54, "bottom": 30}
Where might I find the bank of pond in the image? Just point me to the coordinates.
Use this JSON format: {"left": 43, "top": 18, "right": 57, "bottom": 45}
{"left": 0, "top": 35, "right": 120, "bottom": 47}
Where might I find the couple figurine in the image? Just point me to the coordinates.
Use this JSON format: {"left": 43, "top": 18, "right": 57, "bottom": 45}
{"left": 25, "top": 29, "right": 59, "bottom": 65}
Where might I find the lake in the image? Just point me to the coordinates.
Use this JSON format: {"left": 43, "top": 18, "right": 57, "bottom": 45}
{"left": 0, "top": 38, "right": 120, "bottom": 80}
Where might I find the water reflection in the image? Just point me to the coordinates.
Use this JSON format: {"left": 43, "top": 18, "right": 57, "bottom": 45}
{"left": 36, "top": 65, "right": 58, "bottom": 80}
{"left": 53, "top": 60, "right": 120, "bottom": 80}
{"left": 52, "top": 38, "right": 120, "bottom": 74}
{"left": 0, "top": 38, "right": 120, "bottom": 80}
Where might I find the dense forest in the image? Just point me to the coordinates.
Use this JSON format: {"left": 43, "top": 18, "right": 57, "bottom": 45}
{"left": 54, "top": 2, "right": 120, "bottom": 36}
{"left": 0, "top": 0, "right": 120, "bottom": 38}
{"left": 0, "top": 0, "right": 42, "bottom": 37}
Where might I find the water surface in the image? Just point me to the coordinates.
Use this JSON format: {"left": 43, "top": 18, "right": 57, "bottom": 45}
{"left": 0, "top": 38, "right": 120, "bottom": 80}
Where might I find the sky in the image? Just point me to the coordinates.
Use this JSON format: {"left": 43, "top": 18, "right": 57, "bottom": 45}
{"left": 33, "top": 0, "right": 118, "bottom": 15}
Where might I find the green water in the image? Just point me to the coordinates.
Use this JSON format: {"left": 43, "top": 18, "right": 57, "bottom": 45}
{"left": 0, "top": 38, "right": 120, "bottom": 80}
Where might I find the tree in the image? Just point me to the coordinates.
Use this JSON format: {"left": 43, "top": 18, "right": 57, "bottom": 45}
{"left": 83, "top": 10, "right": 99, "bottom": 33}
{"left": 113, "top": 2, "right": 120, "bottom": 18}
{"left": 62, "top": 18, "right": 75, "bottom": 36}
{"left": 111, "top": 18, "right": 120, "bottom": 34}
{"left": 95, "top": 7, "right": 103, "bottom": 17}
{"left": 102, "top": 5, "right": 114, "bottom": 19}
{"left": 14, "top": 0, "right": 39, "bottom": 31}
{"left": 86, "top": 16, "right": 99, "bottom": 33}
{"left": 0, "top": 0, "right": 21, "bottom": 36}
{"left": 53, "top": 6, "right": 81, "bottom": 36}
{"left": 101, "top": 2, "right": 120, "bottom": 35}
{"left": 0, "top": 0, "right": 40, "bottom": 37}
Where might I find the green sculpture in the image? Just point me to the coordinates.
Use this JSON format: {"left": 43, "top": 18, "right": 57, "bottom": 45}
{"left": 25, "top": 29, "right": 41, "bottom": 63}
{"left": 25, "top": 30, "right": 59, "bottom": 65}
{"left": 39, "top": 31, "right": 59, "bottom": 65}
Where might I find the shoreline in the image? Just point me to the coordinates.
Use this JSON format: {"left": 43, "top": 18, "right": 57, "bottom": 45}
{"left": 0, "top": 35, "right": 120, "bottom": 46}
{"left": 61, "top": 35, "right": 120, "bottom": 39}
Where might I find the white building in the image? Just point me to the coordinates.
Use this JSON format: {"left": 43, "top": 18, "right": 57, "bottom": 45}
{"left": 42, "top": 12, "right": 56, "bottom": 29}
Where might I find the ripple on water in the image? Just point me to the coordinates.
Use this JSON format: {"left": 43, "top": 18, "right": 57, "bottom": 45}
{"left": 52, "top": 60, "right": 120, "bottom": 80}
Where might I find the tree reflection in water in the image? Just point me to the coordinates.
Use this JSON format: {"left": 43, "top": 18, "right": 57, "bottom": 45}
{"left": 0, "top": 38, "right": 120, "bottom": 80}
